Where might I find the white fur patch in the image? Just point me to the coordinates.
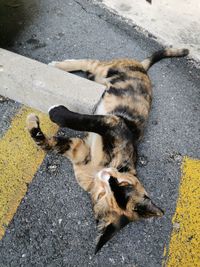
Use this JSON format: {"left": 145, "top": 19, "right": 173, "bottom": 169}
{"left": 48, "top": 61, "right": 59, "bottom": 67}
{"left": 26, "top": 113, "right": 38, "bottom": 123}
{"left": 95, "top": 100, "right": 106, "bottom": 115}
{"left": 48, "top": 105, "right": 60, "bottom": 113}
{"left": 26, "top": 113, "right": 39, "bottom": 130}
{"left": 98, "top": 168, "right": 112, "bottom": 181}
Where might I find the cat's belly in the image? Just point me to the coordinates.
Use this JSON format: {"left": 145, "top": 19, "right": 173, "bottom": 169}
{"left": 95, "top": 99, "right": 107, "bottom": 115}
{"left": 86, "top": 132, "right": 104, "bottom": 165}
{"left": 89, "top": 97, "right": 110, "bottom": 165}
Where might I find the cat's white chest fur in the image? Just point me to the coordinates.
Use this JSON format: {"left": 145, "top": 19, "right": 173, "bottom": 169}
{"left": 87, "top": 98, "right": 107, "bottom": 165}
{"left": 87, "top": 132, "right": 104, "bottom": 165}
{"left": 95, "top": 100, "right": 106, "bottom": 115}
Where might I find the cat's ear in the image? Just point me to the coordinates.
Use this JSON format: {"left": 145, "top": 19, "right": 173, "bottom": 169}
{"left": 134, "top": 196, "right": 164, "bottom": 218}
{"left": 95, "top": 215, "right": 130, "bottom": 254}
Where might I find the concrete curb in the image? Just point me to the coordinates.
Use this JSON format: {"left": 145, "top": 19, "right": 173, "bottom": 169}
{"left": 0, "top": 49, "right": 105, "bottom": 114}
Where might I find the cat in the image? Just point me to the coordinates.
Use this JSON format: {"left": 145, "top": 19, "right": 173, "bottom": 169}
{"left": 26, "top": 48, "right": 189, "bottom": 253}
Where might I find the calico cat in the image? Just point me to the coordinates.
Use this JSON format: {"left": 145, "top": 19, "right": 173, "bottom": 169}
{"left": 26, "top": 48, "right": 189, "bottom": 253}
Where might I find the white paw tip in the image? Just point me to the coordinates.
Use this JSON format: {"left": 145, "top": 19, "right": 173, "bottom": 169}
{"left": 26, "top": 113, "right": 38, "bottom": 123}
{"left": 26, "top": 113, "right": 39, "bottom": 129}
{"left": 48, "top": 61, "right": 59, "bottom": 67}
{"left": 48, "top": 105, "right": 60, "bottom": 113}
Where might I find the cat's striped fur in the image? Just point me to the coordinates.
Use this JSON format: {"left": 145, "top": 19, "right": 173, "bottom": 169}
{"left": 27, "top": 48, "right": 189, "bottom": 253}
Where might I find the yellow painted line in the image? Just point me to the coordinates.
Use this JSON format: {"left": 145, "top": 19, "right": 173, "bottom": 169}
{"left": 0, "top": 107, "right": 58, "bottom": 239}
{"left": 164, "top": 157, "right": 200, "bottom": 267}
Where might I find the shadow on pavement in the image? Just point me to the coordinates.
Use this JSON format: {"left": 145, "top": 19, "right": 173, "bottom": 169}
{"left": 0, "top": 0, "right": 38, "bottom": 48}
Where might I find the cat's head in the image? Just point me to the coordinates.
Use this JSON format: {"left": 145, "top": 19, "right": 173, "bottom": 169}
{"left": 94, "top": 167, "right": 164, "bottom": 253}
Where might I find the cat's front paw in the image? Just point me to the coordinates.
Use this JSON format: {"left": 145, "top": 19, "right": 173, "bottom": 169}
{"left": 48, "top": 105, "right": 69, "bottom": 126}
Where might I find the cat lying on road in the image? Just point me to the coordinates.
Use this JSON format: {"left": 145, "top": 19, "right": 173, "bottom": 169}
{"left": 27, "top": 47, "right": 188, "bottom": 253}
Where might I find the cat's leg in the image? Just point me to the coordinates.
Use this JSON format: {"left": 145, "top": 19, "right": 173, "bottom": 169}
{"left": 26, "top": 114, "right": 90, "bottom": 165}
{"left": 48, "top": 59, "right": 111, "bottom": 85}
{"left": 48, "top": 105, "right": 120, "bottom": 135}
{"left": 49, "top": 59, "right": 99, "bottom": 72}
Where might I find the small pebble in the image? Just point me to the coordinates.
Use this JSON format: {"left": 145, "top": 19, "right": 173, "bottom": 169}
{"left": 138, "top": 155, "right": 148, "bottom": 167}
{"left": 173, "top": 222, "right": 180, "bottom": 230}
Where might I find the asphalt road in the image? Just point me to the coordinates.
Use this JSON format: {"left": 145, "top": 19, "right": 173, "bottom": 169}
{"left": 0, "top": 0, "right": 199, "bottom": 266}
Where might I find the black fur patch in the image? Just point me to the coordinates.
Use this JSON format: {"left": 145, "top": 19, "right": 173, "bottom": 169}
{"left": 126, "top": 65, "right": 146, "bottom": 74}
{"left": 30, "top": 128, "right": 45, "bottom": 141}
{"left": 111, "top": 105, "right": 144, "bottom": 141}
{"left": 112, "top": 105, "right": 145, "bottom": 124}
{"left": 134, "top": 197, "right": 164, "bottom": 217}
{"left": 106, "top": 68, "right": 121, "bottom": 78}
{"left": 86, "top": 71, "right": 95, "bottom": 81}
{"left": 95, "top": 223, "right": 116, "bottom": 254}
{"left": 102, "top": 134, "right": 115, "bottom": 162}
{"left": 134, "top": 83, "right": 150, "bottom": 98}
{"left": 107, "top": 66, "right": 146, "bottom": 80}
{"left": 95, "top": 215, "right": 130, "bottom": 254}
{"left": 123, "top": 119, "right": 142, "bottom": 141}
{"left": 108, "top": 84, "right": 150, "bottom": 100}
{"left": 109, "top": 176, "right": 133, "bottom": 209}
{"left": 110, "top": 73, "right": 128, "bottom": 84}
{"left": 117, "top": 165, "right": 130, "bottom": 173}
{"left": 107, "top": 86, "right": 131, "bottom": 97}
{"left": 119, "top": 214, "right": 130, "bottom": 228}
{"left": 149, "top": 50, "right": 167, "bottom": 68}
{"left": 112, "top": 105, "right": 135, "bottom": 121}
{"left": 54, "top": 136, "right": 72, "bottom": 154}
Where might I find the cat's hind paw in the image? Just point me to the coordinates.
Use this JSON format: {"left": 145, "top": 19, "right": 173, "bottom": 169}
{"left": 48, "top": 61, "right": 59, "bottom": 67}
{"left": 26, "top": 113, "right": 46, "bottom": 142}
{"left": 26, "top": 113, "right": 39, "bottom": 131}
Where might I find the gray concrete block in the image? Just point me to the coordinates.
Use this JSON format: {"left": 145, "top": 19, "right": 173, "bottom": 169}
{"left": 0, "top": 49, "right": 105, "bottom": 114}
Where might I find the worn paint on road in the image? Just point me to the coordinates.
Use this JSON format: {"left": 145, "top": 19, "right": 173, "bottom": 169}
{"left": 164, "top": 157, "right": 200, "bottom": 266}
{"left": 0, "top": 107, "right": 57, "bottom": 239}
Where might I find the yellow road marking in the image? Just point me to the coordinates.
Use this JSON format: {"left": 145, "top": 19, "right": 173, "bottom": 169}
{"left": 165, "top": 157, "right": 200, "bottom": 267}
{"left": 0, "top": 107, "right": 58, "bottom": 239}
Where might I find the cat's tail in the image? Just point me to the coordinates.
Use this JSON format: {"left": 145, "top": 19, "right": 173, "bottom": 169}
{"left": 141, "top": 48, "right": 189, "bottom": 71}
